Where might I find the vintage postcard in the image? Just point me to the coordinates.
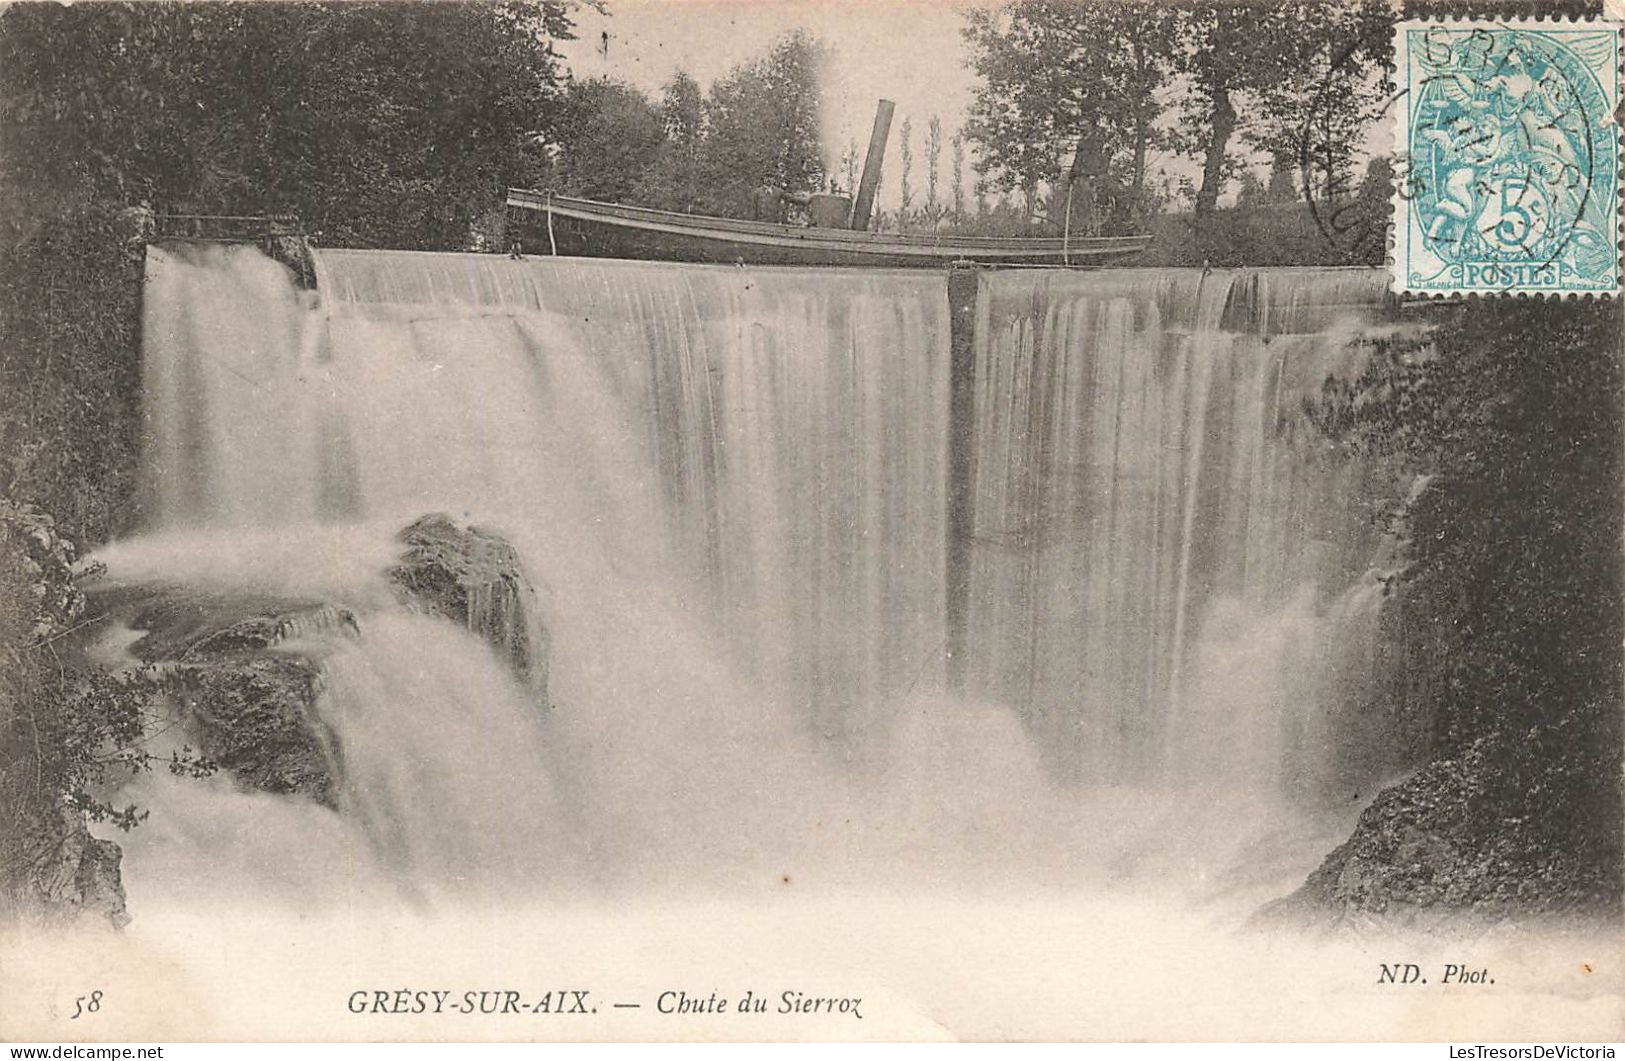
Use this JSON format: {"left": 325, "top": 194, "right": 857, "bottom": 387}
{"left": 0, "top": 0, "right": 1620, "bottom": 1045}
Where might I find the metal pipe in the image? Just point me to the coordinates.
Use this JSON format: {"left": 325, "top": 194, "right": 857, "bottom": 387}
{"left": 851, "top": 99, "right": 895, "bottom": 232}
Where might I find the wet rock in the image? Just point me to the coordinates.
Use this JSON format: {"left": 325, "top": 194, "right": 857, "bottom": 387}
{"left": 166, "top": 648, "right": 337, "bottom": 805}
{"left": 388, "top": 514, "right": 546, "bottom": 692}
{"left": 13, "top": 806, "right": 130, "bottom": 929}
{"left": 80, "top": 512, "right": 551, "bottom": 812}
{"left": 98, "top": 588, "right": 355, "bottom": 807}
{"left": 1259, "top": 733, "right": 1620, "bottom": 933}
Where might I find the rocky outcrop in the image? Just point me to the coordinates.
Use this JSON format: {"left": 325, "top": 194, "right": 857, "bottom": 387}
{"left": 30, "top": 805, "right": 130, "bottom": 922}
{"left": 106, "top": 589, "right": 356, "bottom": 808}
{"left": 85, "top": 515, "right": 546, "bottom": 811}
{"left": 1260, "top": 734, "right": 1621, "bottom": 933}
{"left": 162, "top": 606, "right": 354, "bottom": 806}
{"left": 17, "top": 806, "right": 131, "bottom": 929}
{"left": 388, "top": 514, "right": 546, "bottom": 692}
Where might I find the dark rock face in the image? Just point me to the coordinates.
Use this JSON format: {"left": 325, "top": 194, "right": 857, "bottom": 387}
{"left": 164, "top": 611, "right": 349, "bottom": 806}
{"left": 10, "top": 587, "right": 355, "bottom": 929}
{"left": 17, "top": 807, "right": 130, "bottom": 929}
{"left": 110, "top": 591, "right": 355, "bottom": 808}
{"left": 1261, "top": 735, "right": 1621, "bottom": 932}
{"left": 388, "top": 514, "right": 546, "bottom": 692}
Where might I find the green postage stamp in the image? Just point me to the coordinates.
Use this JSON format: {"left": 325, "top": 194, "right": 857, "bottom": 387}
{"left": 1393, "top": 19, "right": 1621, "bottom": 296}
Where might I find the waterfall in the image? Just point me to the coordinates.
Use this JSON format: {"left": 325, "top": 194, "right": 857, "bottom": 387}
{"left": 115, "top": 243, "right": 1406, "bottom": 902}
{"left": 140, "top": 244, "right": 951, "bottom": 740}
{"left": 961, "top": 268, "right": 1397, "bottom": 793}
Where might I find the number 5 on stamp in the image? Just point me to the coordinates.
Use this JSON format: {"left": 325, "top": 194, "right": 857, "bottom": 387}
{"left": 1393, "top": 19, "right": 1621, "bottom": 296}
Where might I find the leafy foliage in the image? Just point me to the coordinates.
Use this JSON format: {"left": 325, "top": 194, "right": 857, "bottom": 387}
{"left": 0, "top": 500, "right": 215, "bottom": 911}
{"left": 580, "top": 32, "right": 828, "bottom": 221}
{"left": 689, "top": 30, "right": 827, "bottom": 218}
{"left": 1170, "top": 1, "right": 1337, "bottom": 218}
{"left": 898, "top": 117, "right": 915, "bottom": 215}
{"left": 0, "top": 1, "right": 587, "bottom": 542}
{"left": 1246, "top": 0, "right": 1393, "bottom": 205}
{"left": 962, "top": 0, "right": 1395, "bottom": 227}
{"left": 950, "top": 132, "right": 967, "bottom": 217}
{"left": 0, "top": 1, "right": 578, "bottom": 251}
{"left": 636, "top": 70, "right": 710, "bottom": 212}
{"left": 1309, "top": 303, "right": 1621, "bottom": 744}
{"left": 0, "top": 206, "right": 143, "bottom": 546}
{"left": 925, "top": 116, "right": 943, "bottom": 214}
{"left": 553, "top": 78, "right": 667, "bottom": 203}
{"left": 0, "top": 0, "right": 581, "bottom": 917}
{"left": 964, "top": 0, "right": 1173, "bottom": 218}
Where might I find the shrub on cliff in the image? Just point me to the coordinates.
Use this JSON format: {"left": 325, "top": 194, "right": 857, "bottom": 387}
{"left": 0, "top": 499, "right": 212, "bottom": 922}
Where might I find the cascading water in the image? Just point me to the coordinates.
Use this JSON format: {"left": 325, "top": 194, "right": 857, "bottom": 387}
{"left": 106, "top": 242, "right": 1409, "bottom": 906}
{"left": 960, "top": 268, "right": 1403, "bottom": 796}
{"left": 27, "top": 241, "right": 1621, "bottom": 1046}
{"left": 142, "top": 245, "right": 950, "bottom": 743}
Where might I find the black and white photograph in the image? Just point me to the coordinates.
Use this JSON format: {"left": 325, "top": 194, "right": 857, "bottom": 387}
{"left": 0, "top": 0, "right": 1619, "bottom": 1044}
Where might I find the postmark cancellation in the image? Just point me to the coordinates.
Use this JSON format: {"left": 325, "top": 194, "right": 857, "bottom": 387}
{"left": 1392, "top": 18, "right": 1621, "bottom": 297}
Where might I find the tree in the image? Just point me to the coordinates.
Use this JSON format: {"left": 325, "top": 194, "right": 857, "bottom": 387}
{"left": 0, "top": 1, "right": 584, "bottom": 539}
{"left": 1306, "top": 301, "right": 1622, "bottom": 913}
{"left": 661, "top": 69, "right": 706, "bottom": 147}
{"left": 1248, "top": 0, "right": 1393, "bottom": 205}
{"left": 553, "top": 79, "right": 665, "bottom": 203}
{"left": 963, "top": 0, "right": 1174, "bottom": 225}
{"left": 694, "top": 30, "right": 827, "bottom": 218}
{"left": 1265, "top": 157, "right": 1300, "bottom": 203}
{"left": 951, "top": 132, "right": 967, "bottom": 219}
{"left": 0, "top": 2, "right": 578, "bottom": 251}
{"left": 635, "top": 70, "right": 708, "bottom": 211}
{"left": 1237, "top": 168, "right": 1269, "bottom": 207}
{"left": 1170, "top": 0, "right": 1387, "bottom": 221}
{"left": 1339, "top": 155, "right": 1392, "bottom": 264}
{"left": 840, "top": 137, "right": 860, "bottom": 196}
{"left": 0, "top": 497, "right": 216, "bottom": 919}
{"left": 0, "top": 0, "right": 584, "bottom": 919}
{"left": 898, "top": 116, "right": 915, "bottom": 221}
{"left": 962, "top": 0, "right": 1393, "bottom": 225}
{"left": 926, "top": 116, "right": 943, "bottom": 213}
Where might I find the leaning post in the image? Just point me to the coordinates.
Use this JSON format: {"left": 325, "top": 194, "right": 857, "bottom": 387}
{"left": 850, "top": 99, "right": 895, "bottom": 233}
